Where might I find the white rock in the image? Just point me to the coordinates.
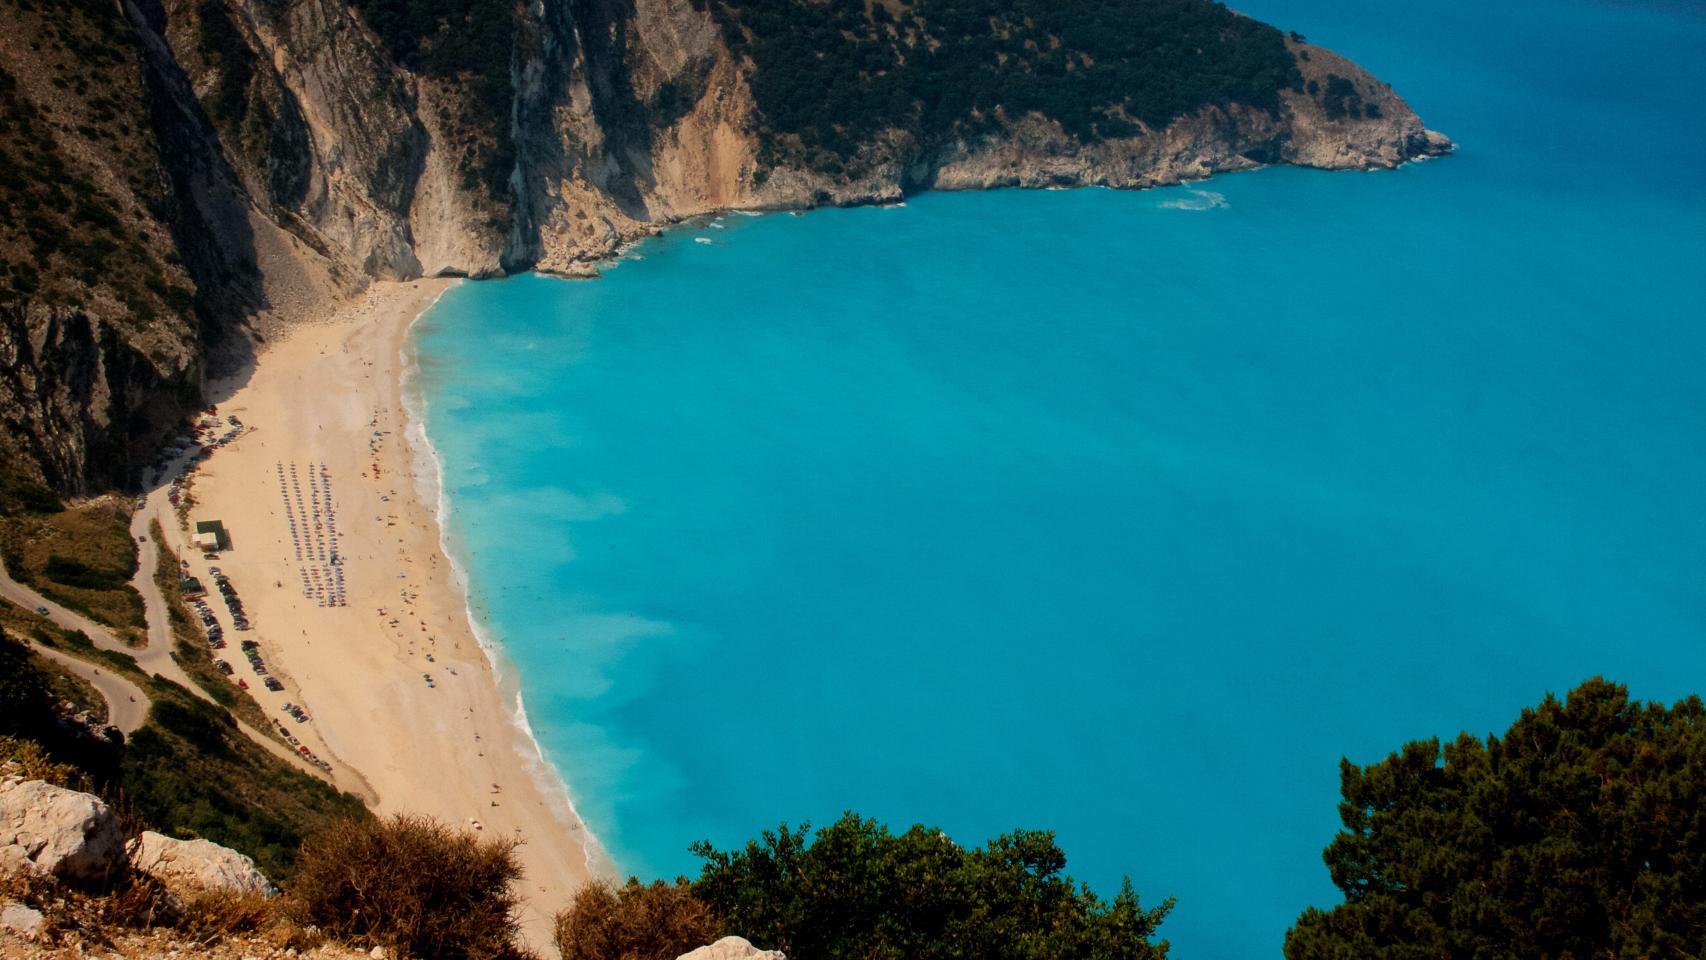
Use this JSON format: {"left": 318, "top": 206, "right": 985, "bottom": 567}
{"left": 676, "top": 936, "right": 787, "bottom": 960}
{"left": 0, "top": 900, "right": 45, "bottom": 938}
{"left": 130, "top": 831, "right": 276, "bottom": 897}
{"left": 0, "top": 778, "right": 125, "bottom": 884}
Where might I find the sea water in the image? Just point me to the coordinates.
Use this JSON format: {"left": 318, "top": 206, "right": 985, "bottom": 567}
{"left": 410, "top": 0, "right": 1706, "bottom": 954}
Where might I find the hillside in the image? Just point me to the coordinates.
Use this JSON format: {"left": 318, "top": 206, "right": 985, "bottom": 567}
{"left": 0, "top": 0, "right": 1449, "bottom": 493}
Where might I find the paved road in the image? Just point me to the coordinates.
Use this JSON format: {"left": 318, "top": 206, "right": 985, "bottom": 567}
{"left": 0, "top": 518, "right": 344, "bottom": 788}
{"left": 0, "top": 575, "right": 125, "bottom": 649}
{"left": 29, "top": 641, "right": 148, "bottom": 734}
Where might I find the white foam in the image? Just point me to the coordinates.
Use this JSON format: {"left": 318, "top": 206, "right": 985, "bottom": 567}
{"left": 399, "top": 288, "right": 617, "bottom": 881}
{"left": 1159, "top": 188, "right": 1230, "bottom": 211}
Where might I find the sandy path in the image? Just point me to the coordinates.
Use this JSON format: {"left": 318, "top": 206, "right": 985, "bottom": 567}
{"left": 162, "top": 280, "right": 609, "bottom": 952}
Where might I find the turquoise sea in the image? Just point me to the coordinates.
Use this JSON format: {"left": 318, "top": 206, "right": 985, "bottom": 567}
{"left": 410, "top": 0, "right": 1706, "bottom": 955}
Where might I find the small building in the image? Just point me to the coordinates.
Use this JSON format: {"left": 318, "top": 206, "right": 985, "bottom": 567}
{"left": 193, "top": 519, "right": 231, "bottom": 553}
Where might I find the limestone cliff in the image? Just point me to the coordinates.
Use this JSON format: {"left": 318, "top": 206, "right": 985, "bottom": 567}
{"left": 0, "top": 0, "right": 1449, "bottom": 492}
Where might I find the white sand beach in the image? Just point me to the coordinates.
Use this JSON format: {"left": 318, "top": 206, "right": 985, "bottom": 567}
{"left": 151, "top": 280, "right": 611, "bottom": 951}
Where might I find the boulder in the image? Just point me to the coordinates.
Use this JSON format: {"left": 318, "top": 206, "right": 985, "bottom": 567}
{"left": 130, "top": 831, "right": 276, "bottom": 897}
{"left": 0, "top": 778, "right": 125, "bottom": 885}
{"left": 677, "top": 936, "right": 787, "bottom": 960}
{"left": 0, "top": 900, "right": 45, "bottom": 939}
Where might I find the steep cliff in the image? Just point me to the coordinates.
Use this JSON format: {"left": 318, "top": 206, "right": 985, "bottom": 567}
{"left": 0, "top": 0, "right": 1449, "bottom": 492}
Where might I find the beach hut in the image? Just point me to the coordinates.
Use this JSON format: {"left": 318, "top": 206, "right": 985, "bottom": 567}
{"left": 194, "top": 519, "right": 231, "bottom": 553}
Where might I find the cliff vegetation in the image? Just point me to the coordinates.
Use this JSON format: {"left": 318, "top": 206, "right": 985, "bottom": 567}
{"left": 709, "top": 0, "right": 1301, "bottom": 171}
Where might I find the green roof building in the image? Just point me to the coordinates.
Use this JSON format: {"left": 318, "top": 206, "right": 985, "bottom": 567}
{"left": 193, "top": 519, "right": 230, "bottom": 552}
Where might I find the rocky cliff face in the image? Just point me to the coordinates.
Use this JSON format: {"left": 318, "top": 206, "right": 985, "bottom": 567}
{"left": 0, "top": 0, "right": 1448, "bottom": 493}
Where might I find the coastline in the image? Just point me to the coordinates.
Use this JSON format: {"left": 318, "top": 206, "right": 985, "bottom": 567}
{"left": 166, "top": 279, "right": 613, "bottom": 952}
{"left": 397, "top": 285, "right": 619, "bottom": 883}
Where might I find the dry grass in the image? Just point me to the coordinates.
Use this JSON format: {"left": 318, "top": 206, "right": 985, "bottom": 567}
{"left": 555, "top": 879, "right": 723, "bottom": 960}
{"left": 0, "top": 734, "right": 93, "bottom": 791}
{"left": 290, "top": 813, "right": 528, "bottom": 960}
{"left": 174, "top": 888, "right": 298, "bottom": 945}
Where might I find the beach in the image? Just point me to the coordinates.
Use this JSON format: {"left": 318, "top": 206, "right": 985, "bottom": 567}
{"left": 153, "top": 279, "right": 610, "bottom": 950}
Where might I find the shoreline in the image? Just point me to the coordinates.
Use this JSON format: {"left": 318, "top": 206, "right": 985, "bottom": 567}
{"left": 397, "top": 285, "right": 616, "bottom": 884}
{"left": 166, "top": 279, "right": 613, "bottom": 953}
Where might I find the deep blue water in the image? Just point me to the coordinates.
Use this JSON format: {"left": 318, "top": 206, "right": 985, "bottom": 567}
{"left": 411, "top": 0, "right": 1706, "bottom": 955}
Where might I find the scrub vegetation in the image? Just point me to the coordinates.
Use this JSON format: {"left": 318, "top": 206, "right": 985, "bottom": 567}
{"left": 0, "top": 495, "right": 146, "bottom": 644}
{"left": 7, "top": 651, "right": 1703, "bottom": 959}
{"left": 345, "top": 0, "right": 518, "bottom": 197}
{"left": 1286, "top": 678, "right": 1706, "bottom": 959}
{"left": 1, "top": 626, "right": 368, "bottom": 883}
{"left": 0, "top": 0, "right": 195, "bottom": 321}
{"left": 705, "top": 0, "right": 1302, "bottom": 171}
{"left": 292, "top": 813, "right": 527, "bottom": 960}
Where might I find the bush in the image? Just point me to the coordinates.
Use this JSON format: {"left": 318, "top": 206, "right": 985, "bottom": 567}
{"left": 175, "top": 888, "right": 286, "bottom": 943}
{"left": 556, "top": 878, "right": 721, "bottom": 960}
{"left": 45, "top": 554, "right": 130, "bottom": 590}
{"left": 692, "top": 814, "right": 1172, "bottom": 960}
{"left": 291, "top": 814, "right": 526, "bottom": 960}
{"left": 0, "top": 734, "right": 91, "bottom": 791}
{"left": 1286, "top": 678, "right": 1706, "bottom": 960}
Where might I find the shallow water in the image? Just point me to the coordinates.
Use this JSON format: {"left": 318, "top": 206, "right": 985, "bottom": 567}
{"left": 412, "top": 0, "right": 1706, "bottom": 954}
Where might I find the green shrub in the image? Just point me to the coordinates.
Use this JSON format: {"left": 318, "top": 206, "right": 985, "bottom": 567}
{"left": 44, "top": 554, "right": 130, "bottom": 591}
{"left": 119, "top": 679, "right": 368, "bottom": 882}
{"left": 692, "top": 814, "right": 1172, "bottom": 960}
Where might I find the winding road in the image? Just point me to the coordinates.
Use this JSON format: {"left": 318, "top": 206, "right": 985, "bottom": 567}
{"left": 29, "top": 641, "right": 149, "bottom": 734}
{"left": 0, "top": 456, "right": 366, "bottom": 794}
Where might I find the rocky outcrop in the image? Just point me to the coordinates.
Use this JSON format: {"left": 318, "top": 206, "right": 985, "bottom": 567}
{"left": 677, "top": 936, "right": 787, "bottom": 960}
{"left": 0, "top": 779, "right": 126, "bottom": 886}
{"left": 129, "top": 831, "right": 276, "bottom": 898}
{"left": 0, "top": 901, "right": 46, "bottom": 940}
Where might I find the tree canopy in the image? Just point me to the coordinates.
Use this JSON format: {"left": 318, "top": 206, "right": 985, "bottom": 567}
{"left": 707, "top": 0, "right": 1302, "bottom": 167}
{"left": 691, "top": 813, "right": 1172, "bottom": 960}
{"left": 1286, "top": 677, "right": 1706, "bottom": 960}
